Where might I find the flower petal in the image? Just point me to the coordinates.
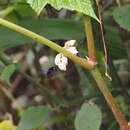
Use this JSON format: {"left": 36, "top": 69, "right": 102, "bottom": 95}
{"left": 64, "top": 40, "right": 76, "bottom": 48}
{"left": 67, "top": 47, "right": 78, "bottom": 54}
{"left": 55, "top": 40, "right": 77, "bottom": 71}
{"left": 58, "top": 63, "right": 67, "bottom": 71}
{"left": 55, "top": 53, "right": 68, "bottom": 71}
{"left": 68, "top": 40, "right": 76, "bottom": 46}
{"left": 61, "top": 55, "right": 68, "bottom": 64}
{"left": 55, "top": 53, "right": 62, "bottom": 65}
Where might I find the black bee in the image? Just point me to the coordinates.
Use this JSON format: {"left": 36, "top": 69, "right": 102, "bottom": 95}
{"left": 47, "top": 66, "right": 58, "bottom": 78}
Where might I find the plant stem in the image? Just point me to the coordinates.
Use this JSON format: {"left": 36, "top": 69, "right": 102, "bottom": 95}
{"left": 91, "top": 68, "right": 129, "bottom": 129}
{"left": 0, "top": 18, "right": 129, "bottom": 129}
{"left": 0, "top": 18, "right": 94, "bottom": 70}
{"left": 84, "top": 16, "right": 96, "bottom": 61}
{"left": 84, "top": 16, "right": 129, "bottom": 129}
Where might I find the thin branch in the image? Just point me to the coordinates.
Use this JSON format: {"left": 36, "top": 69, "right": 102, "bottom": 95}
{"left": 84, "top": 16, "right": 129, "bottom": 129}
{"left": 0, "top": 18, "right": 94, "bottom": 70}
{"left": 95, "top": 0, "right": 112, "bottom": 80}
{"left": 91, "top": 69, "right": 129, "bottom": 130}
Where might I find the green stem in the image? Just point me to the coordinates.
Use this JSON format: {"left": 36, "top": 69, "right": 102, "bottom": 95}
{"left": 91, "top": 68, "right": 129, "bottom": 129}
{"left": 84, "top": 17, "right": 129, "bottom": 129}
{"left": 0, "top": 18, "right": 94, "bottom": 70}
{"left": 0, "top": 17, "right": 129, "bottom": 129}
{"left": 84, "top": 16, "right": 96, "bottom": 61}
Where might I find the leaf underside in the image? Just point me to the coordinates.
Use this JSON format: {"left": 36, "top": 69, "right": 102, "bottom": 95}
{"left": 26, "top": 0, "right": 99, "bottom": 21}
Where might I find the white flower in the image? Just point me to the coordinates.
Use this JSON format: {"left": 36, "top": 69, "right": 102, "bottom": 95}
{"left": 55, "top": 53, "right": 68, "bottom": 71}
{"left": 64, "top": 40, "right": 76, "bottom": 47}
{"left": 57, "top": 63, "right": 67, "bottom": 71}
{"left": 66, "top": 47, "right": 78, "bottom": 54}
{"left": 64, "top": 40, "right": 78, "bottom": 54}
{"left": 55, "top": 40, "right": 78, "bottom": 71}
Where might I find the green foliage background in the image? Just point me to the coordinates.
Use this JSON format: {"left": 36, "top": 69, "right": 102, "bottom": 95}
{"left": 0, "top": 0, "right": 130, "bottom": 130}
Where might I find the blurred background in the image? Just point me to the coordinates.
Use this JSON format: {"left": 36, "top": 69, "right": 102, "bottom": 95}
{"left": 0, "top": 0, "right": 130, "bottom": 130}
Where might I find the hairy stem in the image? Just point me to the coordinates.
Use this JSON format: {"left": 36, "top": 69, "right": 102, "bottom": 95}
{"left": 84, "top": 17, "right": 129, "bottom": 129}
{"left": 0, "top": 18, "right": 94, "bottom": 70}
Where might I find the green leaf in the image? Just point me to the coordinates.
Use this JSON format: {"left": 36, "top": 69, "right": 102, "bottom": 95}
{"left": 17, "top": 106, "right": 52, "bottom": 130}
{"left": 75, "top": 103, "right": 102, "bottom": 130}
{"left": 0, "top": 24, "right": 33, "bottom": 51}
{"left": 0, "top": 64, "right": 16, "bottom": 86}
{"left": 0, "top": 18, "right": 85, "bottom": 51}
{"left": 21, "top": 19, "right": 85, "bottom": 40}
{"left": 14, "top": 3, "right": 36, "bottom": 17}
{"left": 113, "top": 5, "right": 130, "bottom": 31}
{"left": 27, "top": 0, "right": 47, "bottom": 15}
{"left": 26, "top": 0, "right": 99, "bottom": 21}
{"left": 104, "top": 26, "right": 126, "bottom": 58}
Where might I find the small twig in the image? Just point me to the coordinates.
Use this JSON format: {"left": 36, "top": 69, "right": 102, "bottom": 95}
{"left": 95, "top": 0, "right": 112, "bottom": 81}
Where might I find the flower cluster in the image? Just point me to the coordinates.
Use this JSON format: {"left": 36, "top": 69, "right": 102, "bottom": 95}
{"left": 55, "top": 40, "right": 78, "bottom": 71}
